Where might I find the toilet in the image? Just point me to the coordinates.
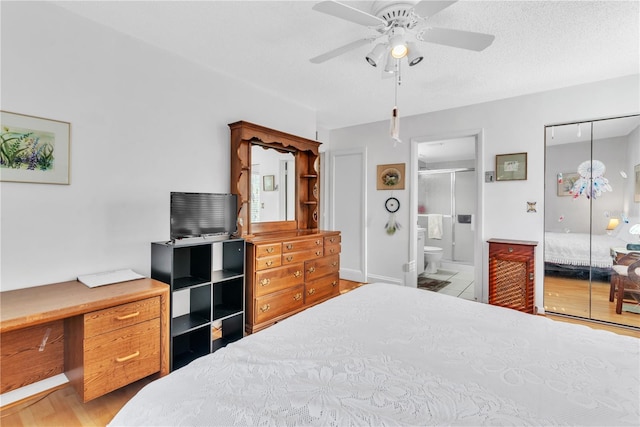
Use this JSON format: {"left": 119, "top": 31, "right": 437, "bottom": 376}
{"left": 424, "top": 246, "right": 443, "bottom": 274}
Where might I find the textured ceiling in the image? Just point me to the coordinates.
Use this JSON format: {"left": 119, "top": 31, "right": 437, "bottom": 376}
{"left": 53, "top": 1, "right": 639, "bottom": 130}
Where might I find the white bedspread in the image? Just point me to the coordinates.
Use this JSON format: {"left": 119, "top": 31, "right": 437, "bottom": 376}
{"left": 545, "top": 231, "right": 627, "bottom": 268}
{"left": 110, "top": 283, "right": 640, "bottom": 426}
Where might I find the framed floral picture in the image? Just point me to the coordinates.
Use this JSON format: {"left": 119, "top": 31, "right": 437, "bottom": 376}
{"left": 0, "top": 111, "right": 70, "bottom": 184}
{"left": 557, "top": 172, "right": 580, "bottom": 196}
{"left": 377, "top": 163, "right": 405, "bottom": 190}
{"left": 496, "top": 152, "right": 527, "bottom": 181}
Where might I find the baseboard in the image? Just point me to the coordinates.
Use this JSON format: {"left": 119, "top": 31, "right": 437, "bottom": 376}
{"left": 0, "top": 373, "right": 69, "bottom": 410}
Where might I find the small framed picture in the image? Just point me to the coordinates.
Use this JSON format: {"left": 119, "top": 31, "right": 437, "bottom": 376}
{"left": 263, "top": 175, "right": 275, "bottom": 191}
{"left": 557, "top": 172, "right": 580, "bottom": 196}
{"left": 377, "top": 163, "right": 405, "bottom": 190}
{"left": 495, "top": 152, "right": 527, "bottom": 181}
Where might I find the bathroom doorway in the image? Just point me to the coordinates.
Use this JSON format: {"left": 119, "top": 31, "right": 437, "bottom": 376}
{"left": 414, "top": 136, "right": 478, "bottom": 300}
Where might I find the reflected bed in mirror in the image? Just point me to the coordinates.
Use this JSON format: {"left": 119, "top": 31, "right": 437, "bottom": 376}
{"left": 251, "top": 144, "right": 295, "bottom": 223}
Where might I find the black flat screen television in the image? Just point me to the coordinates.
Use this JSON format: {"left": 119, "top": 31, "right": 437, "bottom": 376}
{"left": 170, "top": 192, "right": 237, "bottom": 242}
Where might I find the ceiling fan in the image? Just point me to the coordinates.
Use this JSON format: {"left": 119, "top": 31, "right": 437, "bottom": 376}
{"left": 310, "top": 0, "right": 495, "bottom": 71}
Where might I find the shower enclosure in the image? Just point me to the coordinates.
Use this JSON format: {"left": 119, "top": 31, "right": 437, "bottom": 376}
{"left": 418, "top": 168, "right": 475, "bottom": 264}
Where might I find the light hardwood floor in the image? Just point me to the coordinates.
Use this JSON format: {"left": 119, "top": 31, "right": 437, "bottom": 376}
{"left": 2, "top": 278, "right": 637, "bottom": 426}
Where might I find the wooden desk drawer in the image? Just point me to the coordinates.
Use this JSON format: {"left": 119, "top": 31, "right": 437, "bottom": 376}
{"left": 254, "top": 285, "right": 304, "bottom": 324}
{"left": 255, "top": 254, "right": 281, "bottom": 271}
{"left": 84, "top": 297, "right": 159, "bottom": 337}
{"left": 282, "top": 238, "right": 323, "bottom": 253}
{"left": 324, "top": 235, "right": 341, "bottom": 246}
{"left": 325, "top": 244, "right": 341, "bottom": 256}
{"left": 255, "top": 263, "right": 304, "bottom": 297}
{"left": 282, "top": 248, "right": 324, "bottom": 265}
{"left": 305, "top": 255, "right": 340, "bottom": 280}
{"left": 305, "top": 273, "right": 340, "bottom": 306}
{"left": 83, "top": 318, "right": 160, "bottom": 401}
{"left": 255, "top": 243, "right": 281, "bottom": 258}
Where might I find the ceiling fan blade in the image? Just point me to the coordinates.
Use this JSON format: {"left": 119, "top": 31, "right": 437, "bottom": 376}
{"left": 310, "top": 38, "right": 372, "bottom": 64}
{"left": 419, "top": 27, "right": 495, "bottom": 51}
{"left": 312, "top": 1, "right": 386, "bottom": 27}
{"left": 413, "top": 1, "right": 458, "bottom": 18}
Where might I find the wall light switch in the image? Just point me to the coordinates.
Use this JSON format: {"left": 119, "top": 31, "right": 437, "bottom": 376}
{"left": 485, "top": 171, "right": 495, "bottom": 183}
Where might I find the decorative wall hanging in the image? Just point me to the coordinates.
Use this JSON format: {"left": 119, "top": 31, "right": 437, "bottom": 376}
{"left": 377, "top": 163, "right": 405, "bottom": 190}
{"left": 557, "top": 172, "right": 580, "bottom": 196}
{"left": 570, "top": 160, "right": 611, "bottom": 199}
{"left": 495, "top": 152, "right": 527, "bottom": 181}
{"left": 527, "top": 202, "right": 537, "bottom": 213}
{"left": 0, "top": 111, "right": 70, "bottom": 184}
{"left": 384, "top": 197, "right": 400, "bottom": 235}
{"left": 263, "top": 175, "right": 275, "bottom": 191}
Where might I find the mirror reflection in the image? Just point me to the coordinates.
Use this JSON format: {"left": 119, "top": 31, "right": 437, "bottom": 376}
{"left": 544, "top": 115, "right": 640, "bottom": 328}
{"left": 251, "top": 144, "right": 295, "bottom": 223}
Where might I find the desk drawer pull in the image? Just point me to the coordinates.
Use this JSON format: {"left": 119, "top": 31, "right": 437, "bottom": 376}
{"left": 260, "top": 304, "right": 271, "bottom": 313}
{"left": 116, "top": 351, "right": 140, "bottom": 363}
{"left": 265, "top": 260, "right": 274, "bottom": 267}
{"left": 332, "top": 261, "right": 338, "bottom": 267}
{"left": 331, "top": 280, "right": 338, "bottom": 287}
{"left": 315, "top": 240, "right": 321, "bottom": 245}
{"left": 266, "top": 247, "right": 274, "bottom": 253}
{"left": 308, "top": 267, "right": 316, "bottom": 274}
{"left": 286, "top": 256, "right": 293, "bottom": 262}
{"left": 293, "top": 270, "right": 302, "bottom": 278}
{"left": 116, "top": 311, "right": 140, "bottom": 321}
{"left": 308, "top": 288, "right": 316, "bottom": 295}
{"left": 293, "top": 293, "right": 302, "bottom": 301}
{"left": 286, "top": 244, "right": 293, "bottom": 250}
{"left": 260, "top": 278, "right": 271, "bottom": 287}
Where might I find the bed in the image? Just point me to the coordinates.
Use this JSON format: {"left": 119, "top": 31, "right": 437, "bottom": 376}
{"left": 109, "top": 283, "right": 640, "bottom": 426}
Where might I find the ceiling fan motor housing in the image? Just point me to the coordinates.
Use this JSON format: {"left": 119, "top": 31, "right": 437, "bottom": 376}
{"left": 373, "top": 3, "right": 420, "bottom": 30}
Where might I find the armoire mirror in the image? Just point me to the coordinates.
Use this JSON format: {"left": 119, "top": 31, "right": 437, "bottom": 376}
{"left": 544, "top": 114, "right": 640, "bottom": 328}
{"left": 229, "top": 121, "right": 321, "bottom": 237}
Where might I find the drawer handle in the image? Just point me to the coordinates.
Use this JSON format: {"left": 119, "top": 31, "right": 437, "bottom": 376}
{"left": 293, "top": 270, "right": 302, "bottom": 278}
{"left": 330, "top": 238, "right": 336, "bottom": 243}
{"left": 286, "top": 256, "right": 293, "bottom": 262}
{"left": 260, "top": 278, "right": 271, "bottom": 287}
{"left": 286, "top": 244, "right": 293, "bottom": 250}
{"left": 315, "top": 240, "right": 321, "bottom": 245}
{"left": 308, "top": 288, "right": 316, "bottom": 295}
{"left": 315, "top": 251, "right": 322, "bottom": 256}
{"left": 115, "top": 351, "right": 140, "bottom": 363}
{"left": 308, "top": 266, "right": 316, "bottom": 274}
{"left": 116, "top": 311, "right": 140, "bottom": 321}
{"left": 260, "top": 304, "right": 270, "bottom": 313}
{"left": 293, "top": 293, "right": 302, "bottom": 301}
{"left": 332, "top": 261, "right": 338, "bottom": 267}
{"left": 331, "top": 280, "right": 338, "bottom": 287}
{"left": 266, "top": 247, "right": 274, "bottom": 253}
{"left": 330, "top": 248, "right": 336, "bottom": 253}
{"left": 265, "top": 260, "right": 274, "bottom": 267}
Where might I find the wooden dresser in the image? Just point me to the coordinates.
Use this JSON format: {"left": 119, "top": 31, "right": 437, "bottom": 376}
{"left": 487, "top": 238, "right": 537, "bottom": 314}
{"left": 0, "top": 278, "right": 169, "bottom": 404}
{"left": 246, "top": 230, "right": 341, "bottom": 333}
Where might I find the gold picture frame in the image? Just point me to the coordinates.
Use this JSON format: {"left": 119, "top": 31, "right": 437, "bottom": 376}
{"left": 377, "top": 163, "right": 405, "bottom": 190}
{"left": 496, "top": 152, "right": 527, "bottom": 181}
{"left": 0, "top": 110, "right": 71, "bottom": 184}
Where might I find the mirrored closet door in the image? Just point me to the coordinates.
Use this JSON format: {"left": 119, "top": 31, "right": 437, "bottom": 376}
{"left": 544, "top": 114, "right": 640, "bottom": 328}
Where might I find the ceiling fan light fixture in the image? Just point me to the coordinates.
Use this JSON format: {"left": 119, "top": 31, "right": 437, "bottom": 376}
{"left": 389, "top": 34, "right": 408, "bottom": 59}
{"left": 384, "top": 51, "right": 396, "bottom": 73}
{"left": 406, "top": 42, "right": 423, "bottom": 66}
{"left": 366, "top": 43, "right": 388, "bottom": 67}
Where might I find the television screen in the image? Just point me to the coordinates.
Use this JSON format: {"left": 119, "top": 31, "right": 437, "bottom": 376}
{"left": 170, "top": 192, "right": 237, "bottom": 241}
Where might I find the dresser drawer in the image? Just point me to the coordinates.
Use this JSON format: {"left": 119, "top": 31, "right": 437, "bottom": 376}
{"left": 305, "top": 254, "right": 340, "bottom": 280}
{"left": 282, "top": 237, "right": 323, "bottom": 253}
{"left": 84, "top": 297, "right": 160, "bottom": 337}
{"left": 255, "top": 263, "right": 304, "bottom": 297}
{"left": 83, "top": 318, "right": 160, "bottom": 401}
{"left": 255, "top": 254, "right": 282, "bottom": 271}
{"left": 305, "top": 273, "right": 340, "bottom": 306}
{"left": 254, "top": 285, "right": 304, "bottom": 324}
{"left": 324, "top": 235, "right": 341, "bottom": 246}
{"left": 255, "top": 243, "right": 282, "bottom": 258}
{"left": 325, "top": 244, "right": 341, "bottom": 256}
{"left": 283, "top": 248, "right": 324, "bottom": 265}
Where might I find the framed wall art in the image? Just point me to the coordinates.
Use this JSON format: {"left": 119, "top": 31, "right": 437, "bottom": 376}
{"left": 495, "top": 152, "right": 527, "bottom": 181}
{"left": 557, "top": 172, "right": 580, "bottom": 196}
{"left": 377, "top": 163, "right": 405, "bottom": 190}
{"left": 263, "top": 174, "right": 275, "bottom": 191}
{"left": 0, "top": 111, "right": 70, "bottom": 184}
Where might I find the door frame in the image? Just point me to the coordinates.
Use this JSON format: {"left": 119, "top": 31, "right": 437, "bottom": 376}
{"left": 409, "top": 129, "right": 486, "bottom": 301}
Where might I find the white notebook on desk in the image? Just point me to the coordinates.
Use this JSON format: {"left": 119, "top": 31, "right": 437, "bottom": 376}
{"left": 78, "top": 269, "right": 145, "bottom": 288}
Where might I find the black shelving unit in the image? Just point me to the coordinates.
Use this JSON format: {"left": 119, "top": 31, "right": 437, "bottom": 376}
{"left": 151, "top": 238, "right": 245, "bottom": 371}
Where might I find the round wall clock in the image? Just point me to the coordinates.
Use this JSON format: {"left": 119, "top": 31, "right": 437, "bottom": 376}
{"left": 385, "top": 197, "right": 400, "bottom": 213}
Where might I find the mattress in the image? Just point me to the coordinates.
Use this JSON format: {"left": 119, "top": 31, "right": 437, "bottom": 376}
{"left": 109, "top": 283, "right": 640, "bottom": 426}
{"left": 545, "top": 231, "right": 627, "bottom": 268}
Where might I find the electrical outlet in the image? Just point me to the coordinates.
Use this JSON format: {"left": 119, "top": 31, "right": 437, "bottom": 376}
{"left": 485, "top": 171, "right": 495, "bottom": 182}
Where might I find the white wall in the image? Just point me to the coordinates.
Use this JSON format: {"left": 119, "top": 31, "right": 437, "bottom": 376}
{"left": 326, "top": 75, "right": 639, "bottom": 309}
{"left": 0, "top": 2, "right": 316, "bottom": 290}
